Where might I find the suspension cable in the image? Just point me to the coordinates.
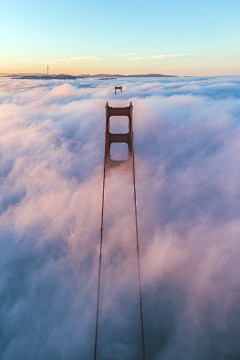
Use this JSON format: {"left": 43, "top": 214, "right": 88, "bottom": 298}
{"left": 94, "top": 103, "right": 145, "bottom": 360}
{"left": 131, "top": 122, "right": 146, "bottom": 360}
{"left": 94, "top": 142, "right": 107, "bottom": 360}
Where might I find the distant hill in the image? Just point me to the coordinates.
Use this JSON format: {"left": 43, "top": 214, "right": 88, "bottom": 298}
{"left": 5, "top": 73, "right": 177, "bottom": 80}
{"left": 2, "top": 73, "right": 46, "bottom": 78}
{"left": 16, "top": 74, "right": 78, "bottom": 80}
{"left": 126, "top": 74, "right": 177, "bottom": 78}
{"left": 78, "top": 73, "right": 177, "bottom": 78}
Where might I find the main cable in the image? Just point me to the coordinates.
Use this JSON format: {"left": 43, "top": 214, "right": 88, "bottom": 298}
{"left": 94, "top": 103, "right": 145, "bottom": 360}
{"left": 94, "top": 137, "right": 107, "bottom": 360}
{"left": 131, "top": 115, "right": 146, "bottom": 360}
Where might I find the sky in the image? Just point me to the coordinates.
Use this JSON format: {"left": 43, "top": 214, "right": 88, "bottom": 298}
{"left": 1, "top": 75, "right": 240, "bottom": 359}
{"left": 1, "top": 0, "right": 240, "bottom": 75}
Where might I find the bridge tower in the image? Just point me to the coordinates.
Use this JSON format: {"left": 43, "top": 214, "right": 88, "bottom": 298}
{"left": 94, "top": 102, "right": 145, "bottom": 360}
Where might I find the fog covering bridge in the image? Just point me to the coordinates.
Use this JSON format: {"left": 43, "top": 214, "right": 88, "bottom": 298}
{"left": 94, "top": 103, "right": 145, "bottom": 360}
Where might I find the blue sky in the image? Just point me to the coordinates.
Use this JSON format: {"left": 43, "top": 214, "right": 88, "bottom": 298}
{"left": 1, "top": 0, "right": 240, "bottom": 75}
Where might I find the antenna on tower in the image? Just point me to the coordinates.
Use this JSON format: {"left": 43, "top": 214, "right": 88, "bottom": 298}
{"left": 47, "top": 64, "right": 49, "bottom": 76}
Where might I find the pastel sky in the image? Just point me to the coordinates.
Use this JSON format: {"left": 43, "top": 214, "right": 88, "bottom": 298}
{"left": 1, "top": 0, "right": 240, "bottom": 76}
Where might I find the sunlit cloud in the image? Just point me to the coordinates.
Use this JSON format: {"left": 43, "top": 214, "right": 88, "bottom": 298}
{"left": 51, "top": 56, "right": 103, "bottom": 64}
{"left": 15, "top": 59, "right": 37, "bottom": 62}
{"left": 129, "top": 53, "right": 203, "bottom": 61}
{"left": 0, "top": 75, "right": 240, "bottom": 359}
{"left": 116, "top": 53, "right": 137, "bottom": 56}
{"left": 81, "top": 59, "right": 103, "bottom": 64}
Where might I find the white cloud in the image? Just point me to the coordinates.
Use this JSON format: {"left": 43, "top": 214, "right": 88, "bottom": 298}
{"left": 15, "top": 58, "right": 37, "bottom": 62}
{"left": 51, "top": 56, "right": 103, "bottom": 64}
{"left": 116, "top": 53, "right": 137, "bottom": 56}
{"left": 0, "top": 75, "right": 240, "bottom": 359}
{"left": 129, "top": 53, "right": 203, "bottom": 61}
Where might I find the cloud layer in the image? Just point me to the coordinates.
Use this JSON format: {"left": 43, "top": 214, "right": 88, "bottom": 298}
{"left": 0, "top": 75, "right": 240, "bottom": 360}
